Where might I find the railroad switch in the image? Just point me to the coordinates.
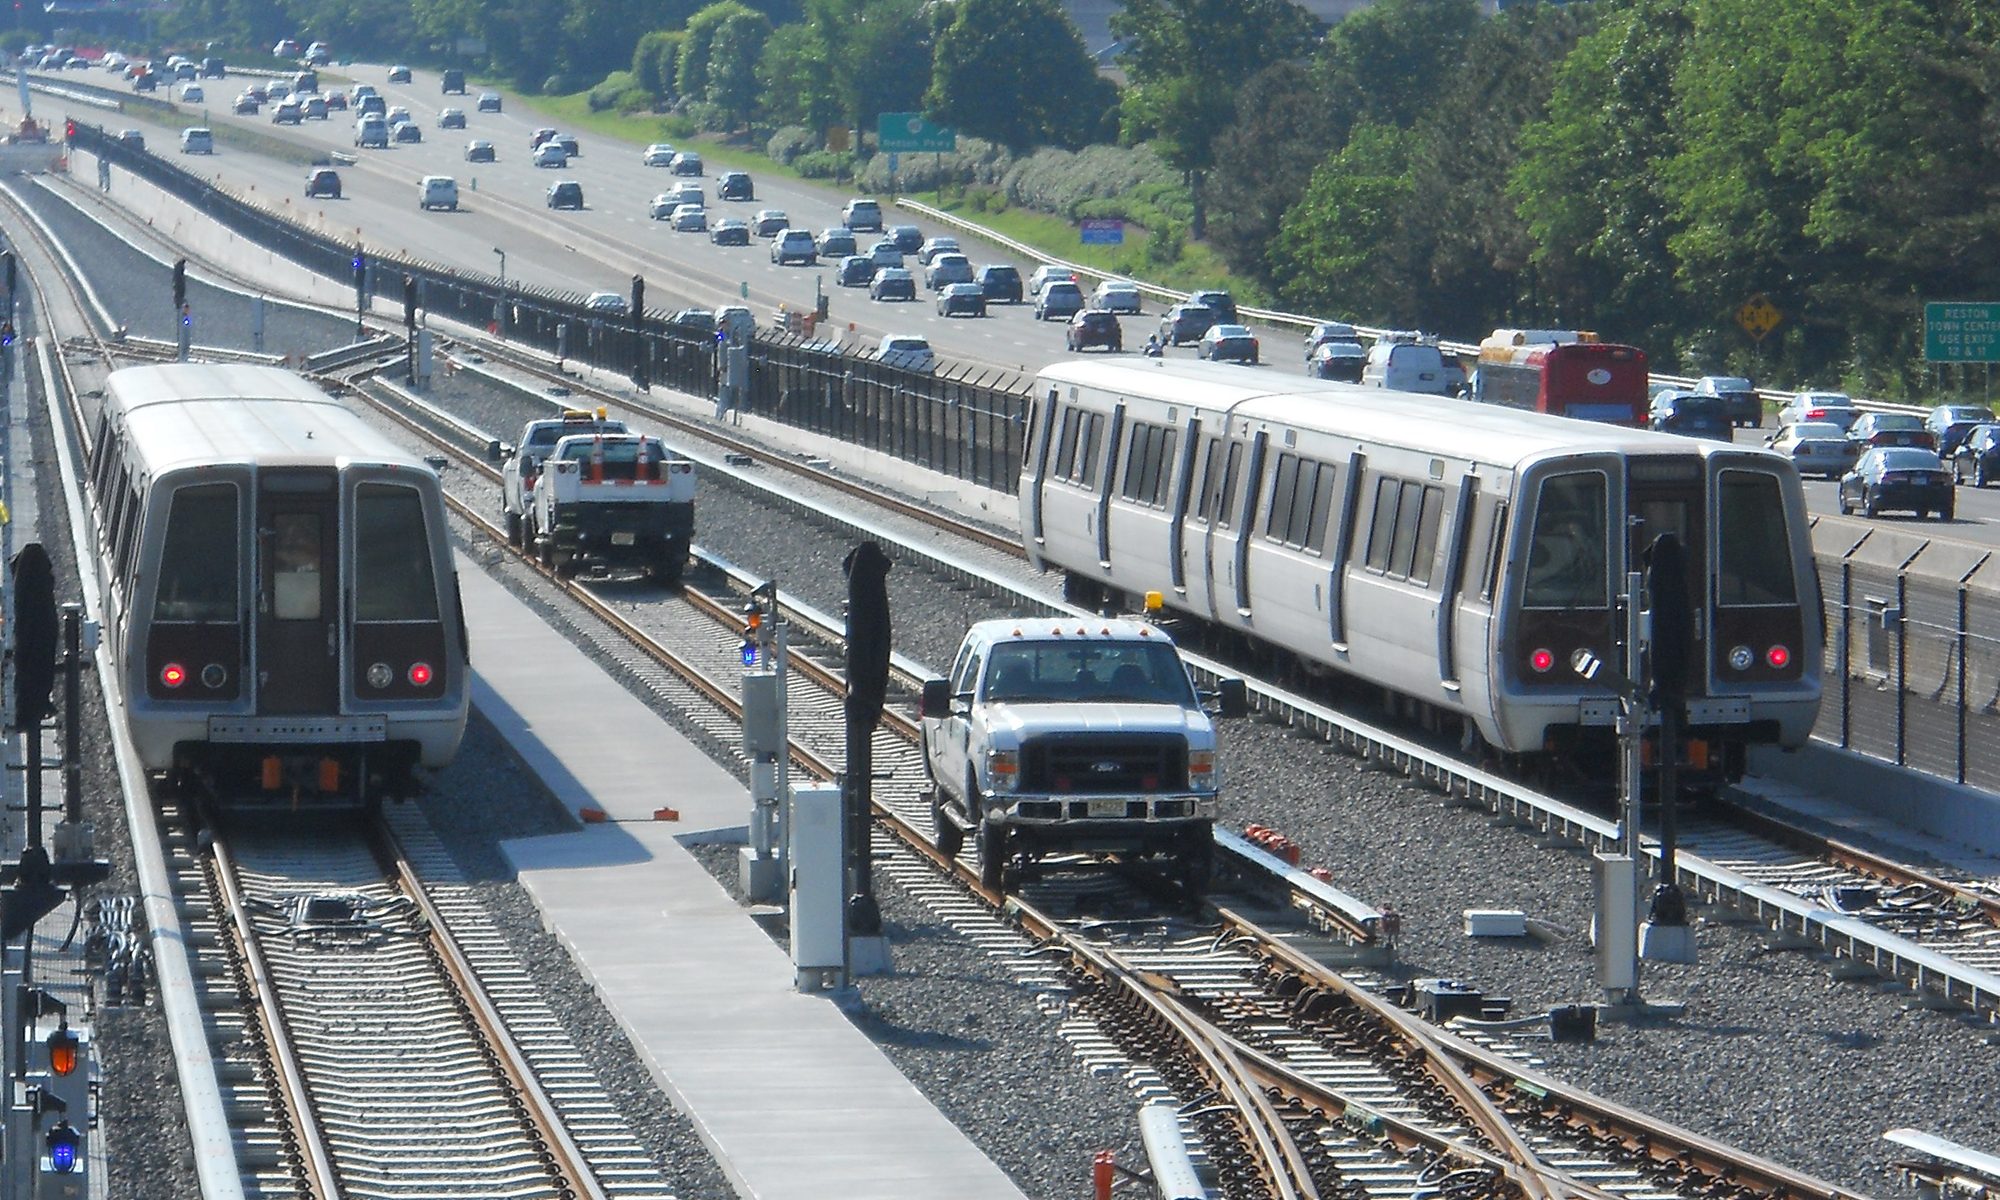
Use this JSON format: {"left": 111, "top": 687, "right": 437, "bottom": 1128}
{"left": 1548, "top": 1004, "right": 1597, "bottom": 1043}
{"left": 1406, "top": 978, "right": 1489, "bottom": 1023}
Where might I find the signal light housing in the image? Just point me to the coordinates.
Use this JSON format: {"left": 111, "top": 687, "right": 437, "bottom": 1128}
{"left": 45, "top": 1121, "right": 80, "bottom": 1173}
{"left": 1529, "top": 648, "right": 1555, "bottom": 673}
{"left": 1766, "top": 644, "right": 1791, "bottom": 669}
{"left": 46, "top": 1027, "right": 78, "bottom": 1076}
{"left": 408, "top": 662, "right": 433, "bottom": 686}
{"left": 160, "top": 663, "right": 187, "bottom": 688}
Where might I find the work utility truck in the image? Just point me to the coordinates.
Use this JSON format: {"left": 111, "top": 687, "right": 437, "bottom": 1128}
{"left": 919, "top": 615, "right": 1247, "bottom": 892}
{"left": 494, "top": 416, "right": 693, "bottom": 583}
{"left": 497, "top": 409, "right": 628, "bottom": 546}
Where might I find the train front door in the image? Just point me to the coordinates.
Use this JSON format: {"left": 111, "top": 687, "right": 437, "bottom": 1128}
{"left": 257, "top": 470, "right": 341, "bottom": 715}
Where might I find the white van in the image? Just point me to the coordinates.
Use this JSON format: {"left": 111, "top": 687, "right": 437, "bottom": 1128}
{"left": 1361, "top": 336, "right": 1451, "bottom": 395}
{"left": 179, "top": 126, "right": 214, "bottom": 154}
{"left": 354, "top": 114, "right": 388, "bottom": 148}
{"left": 873, "top": 334, "right": 935, "bottom": 372}
{"left": 419, "top": 175, "right": 459, "bottom": 211}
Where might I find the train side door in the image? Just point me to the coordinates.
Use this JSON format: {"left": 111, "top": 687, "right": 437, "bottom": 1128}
{"left": 256, "top": 469, "right": 341, "bottom": 715}
{"left": 1230, "top": 430, "right": 1269, "bottom": 617}
{"left": 1166, "top": 417, "right": 1201, "bottom": 594}
{"left": 1024, "top": 387, "right": 1058, "bottom": 551}
{"left": 1436, "top": 474, "right": 1479, "bottom": 688}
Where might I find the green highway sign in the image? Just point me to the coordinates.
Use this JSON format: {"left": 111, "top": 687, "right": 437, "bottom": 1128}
{"left": 877, "top": 113, "right": 956, "bottom": 153}
{"left": 1925, "top": 302, "right": 2000, "bottom": 363}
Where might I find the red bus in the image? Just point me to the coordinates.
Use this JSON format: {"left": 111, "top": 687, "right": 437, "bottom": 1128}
{"left": 1471, "top": 330, "right": 1649, "bottom": 427}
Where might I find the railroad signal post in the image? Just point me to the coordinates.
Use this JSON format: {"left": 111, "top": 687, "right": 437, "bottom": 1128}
{"left": 738, "top": 582, "right": 789, "bottom": 905}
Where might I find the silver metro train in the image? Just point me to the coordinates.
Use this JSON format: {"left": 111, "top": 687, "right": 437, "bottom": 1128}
{"left": 88, "top": 364, "right": 469, "bottom": 805}
{"left": 1022, "top": 359, "right": 1822, "bottom": 783}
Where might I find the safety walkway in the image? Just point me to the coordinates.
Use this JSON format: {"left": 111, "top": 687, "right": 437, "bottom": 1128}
{"left": 459, "top": 561, "right": 1031, "bottom": 1200}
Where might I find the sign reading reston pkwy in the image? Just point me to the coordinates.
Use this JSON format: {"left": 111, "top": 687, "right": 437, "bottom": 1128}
{"left": 1925, "top": 302, "right": 2000, "bottom": 363}
{"left": 877, "top": 113, "right": 956, "bottom": 153}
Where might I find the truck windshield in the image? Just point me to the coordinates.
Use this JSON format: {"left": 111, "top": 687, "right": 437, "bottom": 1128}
{"left": 983, "top": 641, "right": 1196, "bottom": 706}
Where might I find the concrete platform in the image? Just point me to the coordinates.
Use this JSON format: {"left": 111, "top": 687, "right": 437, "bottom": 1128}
{"left": 459, "top": 561, "right": 1029, "bottom": 1200}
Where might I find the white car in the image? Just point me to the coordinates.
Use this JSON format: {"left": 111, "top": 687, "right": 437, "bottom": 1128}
{"left": 179, "top": 82, "right": 205, "bottom": 103}
{"left": 918, "top": 235, "right": 960, "bottom": 265}
{"left": 669, "top": 204, "right": 707, "bottom": 232}
{"left": 533, "top": 141, "right": 567, "bottom": 168}
{"left": 642, "top": 142, "right": 675, "bottom": 167}
{"left": 769, "top": 229, "right": 818, "bottom": 265}
{"left": 385, "top": 105, "right": 412, "bottom": 127}
{"left": 872, "top": 334, "right": 935, "bottom": 372}
{"left": 1092, "top": 281, "right": 1143, "bottom": 314}
{"left": 584, "top": 291, "right": 628, "bottom": 315}
{"left": 647, "top": 193, "right": 681, "bottom": 220}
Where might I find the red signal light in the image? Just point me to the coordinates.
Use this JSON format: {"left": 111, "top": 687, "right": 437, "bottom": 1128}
{"left": 160, "top": 663, "right": 187, "bottom": 687}
{"left": 408, "top": 662, "right": 433, "bottom": 686}
{"left": 1766, "top": 645, "right": 1791, "bottom": 669}
{"left": 1530, "top": 648, "right": 1555, "bottom": 673}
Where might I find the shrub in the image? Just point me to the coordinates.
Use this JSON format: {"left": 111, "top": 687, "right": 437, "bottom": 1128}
{"left": 587, "top": 71, "right": 638, "bottom": 111}
{"left": 766, "top": 125, "right": 817, "bottom": 164}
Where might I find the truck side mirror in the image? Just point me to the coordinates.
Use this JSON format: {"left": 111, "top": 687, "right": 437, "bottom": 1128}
{"left": 1214, "top": 677, "right": 1248, "bottom": 719}
{"left": 491, "top": 441, "right": 514, "bottom": 464}
{"left": 918, "top": 678, "right": 953, "bottom": 719}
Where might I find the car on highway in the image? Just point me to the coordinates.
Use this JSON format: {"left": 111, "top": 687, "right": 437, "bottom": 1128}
{"left": 232, "top": 91, "right": 260, "bottom": 114}
{"left": 843, "top": 198, "right": 883, "bottom": 231}
{"left": 669, "top": 204, "right": 707, "bottom": 232}
{"left": 392, "top": 121, "right": 422, "bottom": 144}
{"left": 1035, "top": 281, "right": 1085, "bottom": 322}
{"left": 925, "top": 253, "right": 973, "bottom": 290}
{"left": 116, "top": 129, "right": 145, "bottom": 150}
{"left": 304, "top": 41, "right": 331, "bottom": 65}
{"left": 386, "top": 105, "right": 411, "bottom": 127}
{"left": 868, "top": 239, "right": 904, "bottom": 269}
{"left": 304, "top": 168, "right": 341, "bottom": 199}
{"left": 1838, "top": 446, "right": 1954, "bottom": 520}
{"left": 710, "top": 218, "right": 750, "bottom": 246}
{"left": 419, "top": 175, "right": 459, "bottom": 211}
{"left": 752, "top": 209, "right": 790, "bottom": 237}
{"left": 478, "top": 91, "right": 502, "bottom": 113}
{"left": 180, "top": 126, "right": 214, "bottom": 154}
{"left": 323, "top": 90, "right": 346, "bottom": 111}
{"left": 301, "top": 94, "right": 327, "bottom": 120}
{"left": 886, "top": 225, "right": 922, "bottom": 254}
{"left": 438, "top": 107, "right": 466, "bottom": 129}
{"left": 1691, "top": 375, "right": 1762, "bottom": 427}
{"left": 353, "top": 115, "right": 388, "bottom": 148}
{"left": 1308, "top": 340, "right": 1367, "bottom": 381}
{"left": 718, "top": 170, "right": 755, "bottom": 201}
{"left": 131, "top": 71, "right": 158, "bottom": 92}
{"left": 179, "top": 82, "right": 205, "bottom": 103}
{"left": 1778, "top": 390, "right": 1859, "bottom": 430}
{"left": 1950, "top": 424, "right": 2000, "bottom": 487}
{"left": 816, "top": 228, "right": 856, "bottom": 258}
{"left": 1763, "top": 421, "right": 1856, "bottom": 478}
{"left": 1159, "top": 303, "right": 1218, "bottom": 346}
{"left": 976, "top": 265, "right": 1023, "bottom": 304}
{"left": 670, "top": 151, "right": 703, "bottom": 175}
{"left": 554, "top": 133, "right": 580, "bottom": 158}
{"left": 530, "top": 127, "right": 558, "bottom": 148}
{"left": 356, "top": 94, "right": 385, "bottom": 118}
{"left": 648, "top": 193, "right": 681, "bottom": 219}
{"left": 388, "top": 64, "right": 412, "bottom": 83}
{"left": 1091, "top": 281, "right": 1143, "bottom": 314}
{"left": 464, "top": 139, "right": 495, "bottom": 162}
{"left": 769, "top": 229, "right": 817, "bottom": 265}
{"left": 918, "top": 235, "right": 960, "bottom": 265}
{"left": 1304, "top": 321, "right": 1359, "bottom": 362}
{"left": 584, "top": 291, "right": 628, "bottom": 315}
{"left": 1648, "top": 390, "right": 1732, "bottom": 441}
{"left": 1066, "top": 310, "right": 1122, "bottom": 352}
{"left": 271, "top": 98, "right": 302, "bottom": 124}
{"left": 273, "top": 38, "right": 302, "bottom": 57}
{"left": 936, "top": 282, "right": 986, "bottom": 318}
{"left": 1848, "top": 411, "right": 1935, "bottom": 450}
{"left": 1190, "top": 289, "right": 1238, "bottom": 323}
{"left": 642, "top": 142, "right": 675, "bottom": 167}
{"left": 872, "top": 334, "right": 935, "bottom": 372}
{"left": 668, "top": 308, "right": 715, "bottom": 335}
{"left": 836, "top": 255, "right": 875, "bottom": 287}
{"left": 1198, "top": 323, "right": 1260, "bottom": 364}
{"left": 533, "top": 141, "right": 567, "bottom": 168}
{"left": 1028, "top": 264, "right": 1075, "bottom": 298}
{"left": 546, "top": 180, "right": 584, "bottom": 210}
{"left": 870, "top": 268, "right": 915, "bottom": 301}
{"left": 1927, "top": 404, "right": 1996, "bottom": 457}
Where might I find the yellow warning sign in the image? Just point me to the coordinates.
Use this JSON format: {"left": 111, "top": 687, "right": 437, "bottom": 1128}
{"left": 1736, "top": 294, "right": 1783, "bottom": 342}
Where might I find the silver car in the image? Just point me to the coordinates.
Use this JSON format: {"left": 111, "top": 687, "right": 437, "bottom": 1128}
{"left": 1765, "top": 421, "right": 1857, "bottom": 479}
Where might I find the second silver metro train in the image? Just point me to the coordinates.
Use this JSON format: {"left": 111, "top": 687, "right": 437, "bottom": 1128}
{"left": 1022, "top": 359, "right": 1823, "bottom": 782}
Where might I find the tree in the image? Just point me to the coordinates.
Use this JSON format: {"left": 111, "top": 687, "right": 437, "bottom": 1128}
{"left": 1112, "top": 0, "right": 1318, "bottom": 238}
{"left": 1273, "top": 123, "right": 1419, "bottom": 322}
{"left": 757, "top": 23, "right": 839, "bottom": 131}
{"left": 1314, "top": 0, "right": 1480, "bottom": 134}
{"left": 1205, "top": 62, "right": 1340, "bottom": 281}
{"left": 706, "top": 10, "right": 773, "bottom": 127}
{"left": 925, "top": 0, "right": 1109, "bottom": 150}
{"left": 632, "top": 30, "right": 684, "bottom": 102}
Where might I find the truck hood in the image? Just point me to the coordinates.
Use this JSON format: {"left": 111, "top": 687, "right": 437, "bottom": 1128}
{"left": 982, "top": 701, "right": 1210, "bottom": 743}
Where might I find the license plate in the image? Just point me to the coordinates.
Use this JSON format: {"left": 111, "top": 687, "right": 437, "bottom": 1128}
{"left": 1086, "top": 798, "right": 1131, "bottom": 818}
{"left": 611, "top": 532, "right": 636, "bottom": 546}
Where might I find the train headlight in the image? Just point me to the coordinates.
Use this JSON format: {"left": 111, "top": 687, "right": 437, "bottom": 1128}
{"left": 1766, "top": 644, "right": 1791, "bottom": 669}
{"left": 1529, "top": 648, "right": 1555, "bottom": 673}
{"left": 160, "top": 662, "right": 187, "bottom": 688}
{"left": 200, "top": 663, "right": 227, "bottom": 689}
{"left": 408, "top": 662, "right": 434, "bottom": 686}
{"left": 1728, "top": 645, "right": 1754, "bottom": 671}
{"left": 366, "top": 662, "right": 394, "bottom": 689}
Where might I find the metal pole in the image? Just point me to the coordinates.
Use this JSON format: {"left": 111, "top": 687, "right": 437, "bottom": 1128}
{"left": 1896, "top": 573, "right": 1908, "bottom": 765}
{"left": 1959, "top": 586, "right": 1969, "bottom": 784}
{"left": 61, "top": 606, "right": 79, "bottom": 822}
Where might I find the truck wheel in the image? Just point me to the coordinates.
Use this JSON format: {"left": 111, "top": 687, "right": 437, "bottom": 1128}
{"left": 933, "top": 794, "right": 964, "bottom": 858}
{"left": 650, "top": 542, "right": 686, "bottom": 586}
{"left": 505, "top": 511, "right": 522, "bottom": 547}
{"left": 554, "top": 549, "right": 578, "bottom": 579}
{"left": 1178, "top": 831, "right": 1214, "bottom": 895}
{"left": 976, "top": 819, "right": 1007, "bottom": 892}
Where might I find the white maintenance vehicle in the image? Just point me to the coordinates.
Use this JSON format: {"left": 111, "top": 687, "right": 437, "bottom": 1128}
{"left": 516, "top": 428, "right": 693, "bottom": 583}
{"left": 919, "top": 612, "right": 1247, "bottom": 892}
{"left": 495, "top": 408, "right": 628, "bottom": 546}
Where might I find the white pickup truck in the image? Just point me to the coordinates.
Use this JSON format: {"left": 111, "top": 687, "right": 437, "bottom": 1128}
{"left": 495, "top": 409, "right": 628, "bottom": 546}
{"left": 919, "top": 617, "right": 1247, "bottom": 892}
{"left": 521, "top": 431, "right": 694, "bottom": 582}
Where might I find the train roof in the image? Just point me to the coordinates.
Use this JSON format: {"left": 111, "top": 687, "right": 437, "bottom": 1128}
{"left": 104, "top": 364, "right": 431, "bottom": 475}
{"left": 1037, "top": 359, "right": 1761, "bottom": 471}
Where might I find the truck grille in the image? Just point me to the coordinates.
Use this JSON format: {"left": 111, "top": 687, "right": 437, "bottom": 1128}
{"left": 1019, "top": 734, "right": 1187, "bottom": 793}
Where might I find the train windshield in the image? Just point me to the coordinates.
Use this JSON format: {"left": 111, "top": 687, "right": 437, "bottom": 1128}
{"left": 983, "top": 641, "right": 1196, "bottom": 706}
{"left": 1522, "top": 472, "right": 1608, "bottom": 609}
{"left": 1716, "top": 471, "right": 1797, "bottom": 605}
{"left": 355, "top": 484, "right": 439, "bottom": 620}
{"left": 154, "top": 484, "right": 237, "bottom": 621}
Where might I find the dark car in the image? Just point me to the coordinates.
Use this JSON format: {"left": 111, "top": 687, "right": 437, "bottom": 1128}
{"left": 1848, "top": 412, "right": 1935, "bottom": 450}
{"left": 1159, "top": 303, "right": 1218, "bottom": 346}
{"left": 438, "top": 107, "right": 466, "bottom": 130}
{"left": 477, "top": 91, "right": 502, "bottom": 113}
{"left": 233, "top": 92, "right": 260, "bottom": 114}
{"left": 1927, "top": 404, "right": 1996, "bottom": 457}
{"left": 668, "top": 307, "right": 716, "bottom": 336}
{"left": 115, "top": 129, "right": 145, "bottom": 150}
{"left": 441, "top": 68, "right": 465, "bottom": 94}
{"left": 324, "top": 91, "right": 347, "bottom": 110}
{"left": 1198, "top": 323, "right": 1259, "bottom": 364}
{"left": 936, "top": 282, "right": 986, "bottom": 318}
{"left": 888, "top": 224, "right": 923, "bottom": 254}
{"left": 200, "top": 56, "right": 225, "bottom": 77}
{"left": 304, "top": 168, "right": 341, "bottom": 199}
{"left": 1189, "top": 289, "right": 1237, "bottom": 324}
{"left": 1304, "top": 321, "right": 1359, "bottom": 362}
{"left": 464, "top": 139, "right": 495, "bottom": 162}
{"left": 392, "top": 121, "right": 422, "bottom": 143}
{"left": 976, "top": 265, "right": 1023, "bottom": 304}
{"left": 1648, "top": 391, "right": 1733, "bottom": 441}
{"left": 555, "top": 133, "right": 580, "bottom": 158}
{"left": 1308, "top": 340, "right": 1366, "bottom": 382}
{"left": 387, "top": 64, "right": 412, "bottom": 83}
{"left": 836, "top": 255, "right": 875, "bottom": 287}
{"left": 1839, "top": 446, "right": 1954, "bottom": 520}
{"left": 718, "top": 171, "right": 754, "bottom": 201}
{"left": 1950, "top": 424, "right": 2000, "bottom": 487}
{"left": 817, "top": 228, "right": 857, "bottom": 259}
{"left": 546, "top": 180, "right": 584, "bottom": 210}
{"left": 1692, "top": 375, "right": 1762, "bottom": 427}
{"left": 132, "top": 72, "right": 157, "bottom": 92}
{"left": 1066, "top": 310, "right": 1122, "bottom": 353}
{"left": 709, "top": 218, "right": 751, "bottom": 246}
{"left": 1034, "top": 281, "right": 1085, "bottom": 321}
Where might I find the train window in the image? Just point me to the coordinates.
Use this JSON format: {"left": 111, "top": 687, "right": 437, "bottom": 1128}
{"left": 1053, "top": 409, "right": 1080, "bottom": 483}
{"left": 1265, "top": 454, "right": 1299, "bottom": 541}
{"left": 355, "top": 485, "right": 440, "bottom": 620}
{"left": 1364, "top": 477, "right": 1398, "bottom": 571}
{"left": 272, "top": 513, "right": 324, "bottom": 621}
{"left": 1153, "top": 429, "right": 1178, "bottom": 507}
{"left": 1215, "top": 443, "right": 1244, "bottom": 529}
{"left": 1409, "top": 485, "right": 1443, "bottom": 586}
{"left": 1307, "top": 463, "right": 1339, "bottom": 554}
{"left": 1078, "top": 413, "right": 1103, "bottom": 488}
{"left": 1523, "top": 472, "right": 1608, "bottom": 609}
{"left": 1289, "top": 461, "right": 1321, "bottom": 551}
{"left": 1481, "top": 501, "right": 1508, "bottom": 602}
{"left": 1196, "top": 439, "right": 1224, "bottom": 522}
{"left": 1717, "top": 471, "right": 1797, "bottom": 605}
{"left": 1390, "top": 481, "right": 1423, "bottom": 577}
{"left": 153, "top": 484, "right": 237, "bottom": 622}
